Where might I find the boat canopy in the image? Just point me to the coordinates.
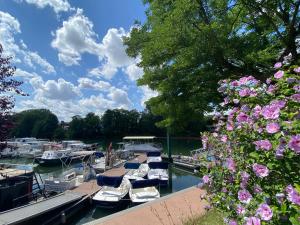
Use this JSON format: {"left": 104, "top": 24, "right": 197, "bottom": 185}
{"left": 123, "top": 136, "right": 156, "bottom": 140}
{"left": 146, "top": 151, "right": 161, "bottom": 157}
{"left": 124, "top": 162, "right": 140, "bottom": 169}
{"left": 97, "top": 175, "right": 124, "bottom": 188}
{"left": 95, "top": 152, "right": 105, "bottom": 158}
{"left": 148, "top": 162, "right": 169, "bottom": 169}
{"left": 131, "top": 179, "right": 160, "bottom": 189}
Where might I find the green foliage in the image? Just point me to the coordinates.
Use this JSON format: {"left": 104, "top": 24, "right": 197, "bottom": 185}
{"left": 11, "top": 109, "right": 58, "bottom": 139}
{"left": 184, "top": 209, "right": 225, "bottom": 225}
{"left": 124, "top": 0, "right": 300, "bottom": 130}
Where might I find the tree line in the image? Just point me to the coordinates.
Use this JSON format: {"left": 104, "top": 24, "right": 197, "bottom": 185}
{"left": 9, "top": 108, "right": 212, "bottom": 140}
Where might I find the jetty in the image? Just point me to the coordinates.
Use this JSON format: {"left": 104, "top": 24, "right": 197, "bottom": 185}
{"left": 0, "top": 192, "right": 85, "bottom": 225}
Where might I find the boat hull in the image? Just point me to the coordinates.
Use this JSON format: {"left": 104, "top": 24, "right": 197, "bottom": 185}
{"left": 93, "top": 193, "right": 130, "bottom": 209}
{"left": 35, "top": 157, "right": 70, "bottom": 166}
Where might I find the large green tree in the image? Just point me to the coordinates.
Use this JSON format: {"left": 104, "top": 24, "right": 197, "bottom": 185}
{"left": 11, "top": 109, "right": 58, "bottom": 139}
{"left": 124, "top": 0, "right": 300, "bottom": 130}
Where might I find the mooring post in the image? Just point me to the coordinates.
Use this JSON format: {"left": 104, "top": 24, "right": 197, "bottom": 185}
{"left": 167, "top": 128, "right": 172, "bottom": 162}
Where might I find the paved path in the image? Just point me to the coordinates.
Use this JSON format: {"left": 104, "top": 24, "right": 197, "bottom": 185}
{"left": 85, "top": 187, "right": 208, "bottom": 225}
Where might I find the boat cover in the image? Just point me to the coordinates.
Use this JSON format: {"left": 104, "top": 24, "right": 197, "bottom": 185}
{"left": 97, "top": 175, "right": 124, "bottom": 188}
{"left": 124, "top": 162, "right": 140, "bottom": 169}
{"left": 131, "top": 179, "right": 160, "bottom": 189}
{"left": 148, "top": 162, "right": 169, "bottom": 169}
{"left": 146, "top": 151, "right": 161, "bottom": 157}
{"left": 95, "top": 152, "right": 104, "bottom": 158}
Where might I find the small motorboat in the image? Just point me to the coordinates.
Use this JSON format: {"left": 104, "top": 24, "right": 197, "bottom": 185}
{"left": 129, "top": 179, "right": 160, "bottom": 204}
{"left": 124, "top": 162, "right": 149, "bottom": 181}
{"left": 148, "top": 162, "right": 169, "bottom": 186}
{"left": 146, "top": 151, "right": 162, "bottom": 163}
{"left": 93, "top": 175, "right": 131, "bottom": 209}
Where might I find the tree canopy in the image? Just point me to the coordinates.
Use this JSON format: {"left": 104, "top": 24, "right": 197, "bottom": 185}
{"left": 0, "top": 44, "right": 24, "bottom": 142}
{"left": 11, "top": 109, "right": 59, "bottom": 139}
{"left": 124, "top": 0, "right": 300, "bottom": 130}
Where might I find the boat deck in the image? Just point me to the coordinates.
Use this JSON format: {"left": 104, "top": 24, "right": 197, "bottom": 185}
{"left": 0, "top": 192, "right": 84, "bottom": 225}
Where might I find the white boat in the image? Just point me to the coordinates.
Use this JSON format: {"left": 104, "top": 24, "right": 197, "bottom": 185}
{"left": 124, "top": 163, "right": 149, "bottom": 181}
{"left": 120, "top": 136, "right": 163, "bottom": 153}
{"left": 0, "top": 142, "right": 20, "bottom": 158}
{"left": 129, "top": 179, "right": 160, "bottom": 204}
{"left": 148, "top": 162, "right": 169, "bottom": 186}
{"left": 146, "top": 151, "right": 162, "bottom": 163}
{"left": 44, "top": 169, "right": 77, "bottom": 193}
{"left": 93, "top": 175, "right": 131, "bottom": 209}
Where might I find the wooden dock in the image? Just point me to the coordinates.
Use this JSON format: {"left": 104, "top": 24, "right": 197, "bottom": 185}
{"left": 0, "top": 192, "right": 84, "bottom": 225}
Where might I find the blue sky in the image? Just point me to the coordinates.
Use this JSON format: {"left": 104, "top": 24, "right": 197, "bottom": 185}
{"left": 0, "top": 0, "right": 157, "bottom": 121}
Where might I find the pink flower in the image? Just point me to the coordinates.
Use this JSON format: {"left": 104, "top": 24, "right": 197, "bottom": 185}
{"left": 270, "top": 100, "right": 286, "bottom": 109}
{"left": 231, "top": 80, "right": 240, "bottom": 86}
{"left": 294, "top": 85, "right": 300, "bottom": 92}
{"left": 256, "top": 203, "right": 273, "bottom": 221}
{"left": 289, "top": 189, "right": 300, "bottom": 206}
{"left": 253, "top": 140, "right": 272, "bottom": 151}
{"left": 291, "top": 93, "right": 300, "bottom": 102}
{"left": 245, "top": 217, "right": 261, "bottom": 225}
{"left": 261, "top": 105, "right": 280, "bottom": 120}
{"left": 266, "top": 78, "right": 271, "bottom": 84}
{"left": 274, "top": 62, "right": 282, "bottom": 69}
{"left": 236, "top": 112, "right": 249, "bottom": 123}
{"left": 226, "top": 158, "right": 236, "bottom": 172}
{"left": 267, "top": 85, "right": 276, "bottom": 94}
{"left": 294, "top": 67, "right": 300, "bottom": 73}
{"left": 288, "top": 135, "right": 300, "bottom": 154}
{"left": 236, "top": 204, "right": 246, "bottom": 215}
{"left": 274, "top": 70, "right": 284, "bottom": 79}
{"left": 229, "top": 220, "right": 238, "bottom": 225}
{"left": 238, "top": 189, "right": 252, "bottom": 204}
{"left": 202, "top": 175, "right": 210, "bottom": 184}
{"left": 252, "top": 163, "right": 269, "bottom": 178}
{"left": 239, "top": 88, "right": 251, "bottom": 97}
{"left": 252, "top": 105, "right": 261, "bottom": 118}
{"left": 226, "top": 123, "right": 234, "bottom": 131}
{"left": 266, "top": 122, "right": 280, "bottom": 134}
{"left": 221, "top": 135, "right": 228, "bottom": 143}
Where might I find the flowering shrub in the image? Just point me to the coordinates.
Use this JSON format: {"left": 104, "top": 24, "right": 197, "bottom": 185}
{"left": 199, "top": 64, "right": 300, "bottom": 224}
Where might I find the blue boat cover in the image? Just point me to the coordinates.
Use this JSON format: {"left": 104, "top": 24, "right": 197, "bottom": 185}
{"left": 146, "top": 151, "right": 161, "bottom": 157}
{"left": 131, "top": 179, "right": 160, "bottom": 189}
{"left": 97, "top": 175, "right": 123, "bottom": 188}
{"left": 124, "top": 162, "right": 140, "bottom": 169}
{"left": 148, "top": 162, "right": 169, "bottom": 169}
{"left": 95, "top": 152, "right": 104, "bottom": 158}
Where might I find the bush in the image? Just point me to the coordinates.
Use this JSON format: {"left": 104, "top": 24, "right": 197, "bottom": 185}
{"left": 199, "top": 63, "right": 300, "bottom": 224}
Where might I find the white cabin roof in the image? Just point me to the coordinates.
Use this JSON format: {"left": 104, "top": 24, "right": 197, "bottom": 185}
{"left": 123, "top": 136, "right": 156, "bottom": 140}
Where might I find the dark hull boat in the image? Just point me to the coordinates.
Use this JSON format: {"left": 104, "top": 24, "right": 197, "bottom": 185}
{"left": 35, "top": 157, "right": 69, "bottom": 166}
{"left": 0, "top": 164, "right": 34, "bottom": 212}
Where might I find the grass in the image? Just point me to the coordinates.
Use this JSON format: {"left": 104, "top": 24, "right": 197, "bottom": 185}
{"left": 183, "top": 209, "right": 225, "bottom": 225}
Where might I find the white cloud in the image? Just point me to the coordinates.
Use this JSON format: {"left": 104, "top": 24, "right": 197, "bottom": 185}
{"left": 78, "top": 77, "right": 111, "bottom": 90}
{"left": 52, "top": 10, "right": 140, "bottom": 80}
{"left": 51, "top": 8, "right": 102, "bottom": 65}
{"left": 30, "top": 76, "right": 81, "bottom": 101}
{"left": 0, "top": 11, "right": 56, "bottom": 74}
{"left": 140, "top": 86, "right": 158, "bottom": 107}
{"left": 21, "top": 0, "right": 71, "bottom": 14}
{"left": 124, "top": 62, "right": 143, "bottom": 81}
{"left": 108, "top": 87, "right": 132, "bottom": 109}
{"left": 15, "top": 68, "right": 39, "bottom": 80}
